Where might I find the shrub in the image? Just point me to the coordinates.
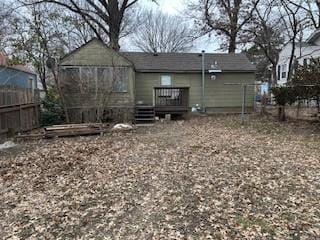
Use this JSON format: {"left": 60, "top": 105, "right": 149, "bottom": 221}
{"left": 41, "top": 87, "right": 65, "bottom": 126}
{"left": 271, "top": 86, "right": 296, "bottom": 121}
{"left": 271, "top": 86, "right": 296, "bottom": 106}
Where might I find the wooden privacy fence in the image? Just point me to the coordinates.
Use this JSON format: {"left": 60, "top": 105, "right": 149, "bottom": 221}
{"left": 0, "top": 86, "right": 40, "bottom": 138}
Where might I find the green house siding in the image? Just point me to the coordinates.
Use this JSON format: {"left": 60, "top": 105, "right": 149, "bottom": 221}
{"left": 59, "top": 39, "right": 135, "bottom": 109}
{"left": 135, "top": 72, "right": 255, "bottom": 110}
{"left": 58, "top": 39, "right": 136, "bottom": 122}
{"left": 60, "top": 40, "right": 132, "bottom": 67}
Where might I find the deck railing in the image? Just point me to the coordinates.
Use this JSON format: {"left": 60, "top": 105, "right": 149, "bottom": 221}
{"left": 154, "top": 87, "right": 189, "bottom": 108}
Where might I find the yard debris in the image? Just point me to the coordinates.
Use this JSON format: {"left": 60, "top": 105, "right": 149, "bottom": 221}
{"left": 0, "top": 141, "right": 17, "bottom": 150}
{"left": 44, "top": 123, "right": 108, "bottom": 138}
{"left": 1, "top": 115, "right": 320, "bottom": 239}
{"left": 112, "top": 123, "right": 133, "bottom": 130}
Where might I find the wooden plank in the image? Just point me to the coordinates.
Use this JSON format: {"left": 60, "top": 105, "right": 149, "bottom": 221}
{"left": 44, "top": 128, "right": 106, "bottom": 138}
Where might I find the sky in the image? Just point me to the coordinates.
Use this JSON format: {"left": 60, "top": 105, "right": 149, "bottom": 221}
{"left": 139, "top": 0, "right": 185, "bottom": 15}
{"left": 131, "top": 0, "right": 221, "bottom": 53}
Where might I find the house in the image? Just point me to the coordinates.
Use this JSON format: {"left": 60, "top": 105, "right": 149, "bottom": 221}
{"left": 0, "top": 53, "right": 37, "bottom": 89}
{"left": 59, "top": 39, "right": 256, "bottom": 123}
{"left": 277, "top": 30, "right": 320, "bottom": 86}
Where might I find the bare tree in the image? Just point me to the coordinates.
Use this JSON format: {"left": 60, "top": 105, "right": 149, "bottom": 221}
{"left": 132, "top": 10, "right": 194, "bottom": 53}
{"left": 10, "top": 3, "right": 68, "bottom": 93}
{"left": 63, "top": 13, "right": 100, "bottom": 50}
{"left": 248, "top": 0, "right": 285, "bottom": 85}
{"left": 21, "top": 0, "right": 155, "bottom": 51}
{"left": 275, "top": 0, "right": 308, "bottom": 81}
{"left": 288, "top": 0, "right": 320, "bottom": 29}
{"left": 189, "top": 0, "right": 261, "bottom": 53}
{"left": 0, "top": 2, "right": 15, "bottom": 53}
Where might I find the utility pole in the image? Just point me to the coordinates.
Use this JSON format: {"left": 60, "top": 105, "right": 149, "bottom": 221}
{"left": 241, "top": 85, "right": 247, "bottom": 125}
{"left": 201, "top": 50, "right": 205, "bottom": 112}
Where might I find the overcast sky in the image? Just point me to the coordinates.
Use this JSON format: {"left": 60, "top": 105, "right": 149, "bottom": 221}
{"left": 126, "top": 0, "right": 221, "bottom": 53}
{"left": 139, "top": 0, "right": 185, "bottom": 15}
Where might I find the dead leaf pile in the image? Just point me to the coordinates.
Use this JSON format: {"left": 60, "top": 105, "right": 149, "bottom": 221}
{"left": 0, "top": 115, "right": 319, "bottom": 239}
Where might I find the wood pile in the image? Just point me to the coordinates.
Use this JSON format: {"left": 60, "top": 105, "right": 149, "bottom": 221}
{"left": 44, "top": 123, "right": 108, "bottom": 138}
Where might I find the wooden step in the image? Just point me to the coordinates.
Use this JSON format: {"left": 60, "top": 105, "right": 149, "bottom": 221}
{"left": 135, "top": 106, "right": 155, "bottom": 123}
{"left": 135, "top": 118, "right": 155, "bottom": 121}
{"left": 136, "top": 109, "right": 154, "bottom": 112}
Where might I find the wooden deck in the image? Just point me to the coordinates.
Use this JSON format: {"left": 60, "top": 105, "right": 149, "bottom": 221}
{"left": 154, "top": 87, "right": 189, "bottom": 115}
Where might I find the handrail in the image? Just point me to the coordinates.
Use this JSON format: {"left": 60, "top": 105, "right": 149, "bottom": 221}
{"left": 154, "top": 87, "right": 189, "bottom": 107}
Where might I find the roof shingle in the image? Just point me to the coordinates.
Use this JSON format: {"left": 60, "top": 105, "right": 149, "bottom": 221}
{"left": 122, "top": 52, "right": 256, "bottom": 73}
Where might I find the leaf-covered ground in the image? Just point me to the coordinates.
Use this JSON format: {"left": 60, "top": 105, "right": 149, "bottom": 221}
{"left": 1, "top": 115, "right": 320, "bottom": 239}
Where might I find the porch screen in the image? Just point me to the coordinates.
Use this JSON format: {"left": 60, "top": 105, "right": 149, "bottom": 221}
{"left": 97, "top": 67, "right": 128, "bottom": 92}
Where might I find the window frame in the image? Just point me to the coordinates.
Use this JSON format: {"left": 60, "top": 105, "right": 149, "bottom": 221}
{"left": 160, "top": 74, "right": 172, "bottom": 86}
{"left": 303, "top": 58, "right": 308, "bottom": 67}
{"left": 97, "top": 67, "right": 128, "bottom": 93}
{"left": 281, "top": 64, "right": 287, "bottom": 79}
{"left": 277, "top": 65, "right": 281, "bottom": 81}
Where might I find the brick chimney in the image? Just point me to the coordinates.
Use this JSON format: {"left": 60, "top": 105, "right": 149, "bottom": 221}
{"left": 0, "top": 52, "right": 7, "bottom": 66}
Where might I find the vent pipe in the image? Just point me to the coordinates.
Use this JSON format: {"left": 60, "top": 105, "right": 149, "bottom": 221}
{"left": 201, "top": 50, "right": 205, "bottom": 111}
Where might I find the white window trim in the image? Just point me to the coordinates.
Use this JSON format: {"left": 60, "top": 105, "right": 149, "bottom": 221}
{"left": 160, "top": 74, "right": 172, "bottom": 86}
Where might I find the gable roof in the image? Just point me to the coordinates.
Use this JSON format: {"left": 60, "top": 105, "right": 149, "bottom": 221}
{"left": 0, "top": 64, "right": 36, "bottom": 75}
{"left": 60, "top": 38, "right": 133, "bottom": 66}
{"left": 60, "top": 38, "right": 255, "bottom": 72}
{"left": 9, "top": 65, "right": 36, "bottom": 75}
{"left": 122, "top": 52, "right": 256, "bottom": 73}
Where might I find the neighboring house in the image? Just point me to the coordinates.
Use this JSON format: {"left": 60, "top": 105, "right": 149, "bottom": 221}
{"left": 0, "top": 53, "right": 37, "bottom": 89}
{"left": 59, "top": 39, "right": 256, "bottom": 123}
{"left": 277, "top": 30, "right": 320, "bottom": 86}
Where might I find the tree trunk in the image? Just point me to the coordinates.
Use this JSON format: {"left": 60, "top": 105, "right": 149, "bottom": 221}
{"left": 278, "top": 105, "right": 286, "bottom": 121}
{"left": 287, "top": 41, "right": 296, "bottom": 82}
{"left": 261, "top": 94, "right": 267, "bottom": 115}
{"left": 51, "top": 68, "right": 70, "bottom": 123}
{"left": 109, "top": 31, "right": 120, "bottom": 51}
{"left": 296, "top": 100, "right": 301, "bottom": 119}
{"left": 108, "top": 1, "right": 121, "bottom": 52}
{"left": 271, "top": 65, "right": 277, "bottom": 87}
{"left": 228, "top": 33, "right": 237, "bottom": 53}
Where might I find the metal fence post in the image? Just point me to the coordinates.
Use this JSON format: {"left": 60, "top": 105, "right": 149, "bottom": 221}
{"left": 242, "top": 85, "right": 247, "bottom": 125}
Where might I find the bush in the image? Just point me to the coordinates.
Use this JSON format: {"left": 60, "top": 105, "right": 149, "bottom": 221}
{"left": 41, "top": 87, "right": 65, "bottom": 126}
{"left": 271, "top": 86, "right": 296, "bottom": 121}
{"left": 271, "top": 86, "right": 296, "bottom": 106}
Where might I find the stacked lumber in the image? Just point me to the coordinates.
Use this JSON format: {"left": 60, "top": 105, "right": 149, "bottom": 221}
{"left": 44, "top": 123, "right": 108, "bottom": 138}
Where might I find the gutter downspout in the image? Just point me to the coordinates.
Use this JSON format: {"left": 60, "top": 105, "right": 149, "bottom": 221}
{"left": 201, "top": 50, "right": 205, "bottom": 111}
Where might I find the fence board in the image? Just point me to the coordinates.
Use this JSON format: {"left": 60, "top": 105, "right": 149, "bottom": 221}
{"left": 0, "top": 86, "right": 40, "bottom": 139}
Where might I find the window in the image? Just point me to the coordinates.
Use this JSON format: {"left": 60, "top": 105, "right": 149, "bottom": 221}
{"left": 112, "top": 68, "right": 128, "bottom": 92}
{"left": 277, "top": 66, "right": 281, "bottom": 80}
{"left": 61, "top": 68, "right": 80, "bottom": 93}
{"left": 28, "top": 76, "right": 33, "bottom": 89}
{"left": 303, "top": 58, "right": 308, "bottom": 67}
{"left": 97, "top": 67, "right": 128, "bottom": 92}
{"left": 80, "top": 67, "right": 95, "bottom": 93}
{"left": 161, "top": 75, "right": 172, "bottom": 86}
{"left": 281, "top": 64, "right": 287, "bottom": 79}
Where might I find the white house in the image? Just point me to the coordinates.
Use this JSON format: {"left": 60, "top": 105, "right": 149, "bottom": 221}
{"left": 277, "top": 30, "right": 320, "bottom": 86}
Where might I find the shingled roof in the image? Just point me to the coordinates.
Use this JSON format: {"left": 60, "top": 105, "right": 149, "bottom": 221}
{"left": 122, "top": 52, "right": 256, "bottom": 73}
